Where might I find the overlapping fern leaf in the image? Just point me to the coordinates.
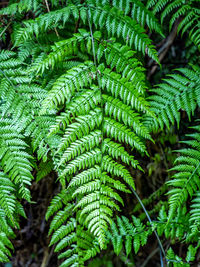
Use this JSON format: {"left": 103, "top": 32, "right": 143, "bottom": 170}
{"left": 145, "top": 65, "right": 200, "bottom": 132}
{"left": 23, "top": 0, "right": 161, "bottom": 260}
{"left": 0, "top": 49, "right": 56, "bottom": 257}
{"left": 0, "top": 171, "right": 26, "bottom": 262}
{"left": 0, "top": 51, "right": 36, "bottom": 201}
{"left": 46, "top": 189, "right": 100, "bottom": 266}
{"left": 147, "top": 0, "right": 200, "bottom": 49}
{"left": 2, "top": 0, "right": 200, "bottom": 265}
{"left": 43, "top": 58, "right": 151, "bottom": 250}
{"left": 167, "top": 124, "right": 200, "bottom": 226}
{"left": 166, "top": 245, "right": 200, "bottom": 267}
{"left": 0, "top": 49, "right": 55, "bottom": 162}
{"left": 13, "top": 0, "right": 162, "bottom": 63}
{"left": 107, "top": 215, "right": 151, "bottom": 256}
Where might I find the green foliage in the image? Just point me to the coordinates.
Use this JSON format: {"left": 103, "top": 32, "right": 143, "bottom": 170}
{"left": 46, "top": 189, "right": 100, "bottom": 266}
{"left": 147, "top": 0, "right": 200, "bottom": 49}
{"left": 166, "top": 245, "right": 200, "bottom": 267}
{"left": 145, "top": 65, "right": 200, "bottom": 132}
{"left": 108, "top": 215, "right": 151, "bottom": 256}
{"left": 13, "top": 1, "right": 160, "bottom": 63}
{"left": 0, "top": 0, "right": 200, "bottom": 266}
{"left": 0, "top": 45, "right": 52, "bottom": 262}
{"left": 167, "top": 125, "right": 200, "bottom": 222}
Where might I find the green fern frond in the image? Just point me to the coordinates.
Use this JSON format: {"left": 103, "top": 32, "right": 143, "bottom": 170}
{"left": 103, "top": 118, "right": 146, "bottom": 153}
{"left": 155, "top": 205, "right": 189, "bottom": 240}
{"left": 189, "top": 192, "right": 200, "bottom": 238}
{"left": 98, "top": 66, "right": 151, "bottom": 114}
{"left": 0, "top": 0, "right": 180, "bottom": 264}
{"left": 31, "top": 30, "right": 147, "bottom": 89}
{"left": 48, "top": 89, "right": 101, "bottom": 135}
{"left": 167, "top": 125, "right": 200, "bottom": 221}
{"left": 103, "top": 95, "right": 151, "bottom": 139}
{"left": 102, "top": 138, "right": 139, "bottom": 168}
{"left": 145, "top": 65, "right": 200, "bottom": 132}
{"left": 46, "top": 189, "right": 100, "bottom": 266}
{"left": 46, "top": 189, "right": 71, "bottom": 221}
{"left": 93, "top": 0, "right": 163, "bottom": 36}
{"left": 59, "top": 131, "right": 101, "bottom": 166}
{"left": 36, "top": 159, "right": 54, "bottom": 182}
{"left": 38, "top": 11, "right": 152, "bottom": 247}
{"left": 166, "top": 244, "right": 199, "bottom": 267}
{"left": 0, "top": 172, "right": 26, "bottom": 263}
{"left": 0, "top": 0, "right": 43, "bottom": 16}
{"left": 147, "top": 0, "right": 200, "bottom": 48}
{"left": 0, "top": 121, "right": 33, "bottom": 201}
{"left": 108, "top": 215, "right": 150, "bottom": 256}
{"left": 40, "top": 62, "right": 96, "bottom": 114}
{"left": 0, "top": 231, "right": 13, "bottom": 262}
{"left": 14, "top": 1, "right": 159, "bottom": 62}
{"left": 0, "top": 172, "right": 16, "bottom": 221}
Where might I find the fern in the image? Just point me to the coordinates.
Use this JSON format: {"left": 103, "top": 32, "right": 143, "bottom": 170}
{"left": 147, "top": 0, "right": 200, "bottom": 48}
{"left": 0, "top": 0, "right": 160, "bottom": 263}
{"left": 43, "top": 58, "right": 151, "bottom": 248}
{"left": 0, "top": 48, "right": 56, "bottom": 260}
{"left": 167, "top": 124, "right": 200, "bottom": 222}
{"left": 166, "top": 245, "right": 200, "bottom": 267}
{"left": 0, "top": 120, "right": 33, "bottom": 201}
{"left": 1, "top": 0, "right": 200, "bottom": 265}
{"left": 13, "top": 1, "right": 160, "bottom": 63}
{"left": 145, "top": 65, "right": 200, "bottom": 132}
{"left": 46, "top": 189, "right": 100, "bottom": 266}
{"left": 26, "top": 0, "right": 158, "bottom": 256}
{"left": 108, "top": 215, "right": 151, "bottom": 256}
{"left": 189, "top": 192, "right": 200, "bottom": 239}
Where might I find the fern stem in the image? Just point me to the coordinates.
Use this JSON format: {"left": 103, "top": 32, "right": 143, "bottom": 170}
{"left": 130, "top": 188, "right": 166, "bottom": 262}
{"left": 87, "top": 7, "right": 97, "bottom": 67}
{"left": 0, "top": 21, "right": 11, "bottom": 38}
{"left": 87, "top": 9, "right": 104, "bottom": 169}
{"left": 87, "top": 4, "right": 106, "bottom": 248}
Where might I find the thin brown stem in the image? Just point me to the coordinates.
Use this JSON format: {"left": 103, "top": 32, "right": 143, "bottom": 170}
{"left": 148, "top": 18, "right": 182, "bottom": 79}
{"left": 0, "top": 21, "right": 11, "bottom": 38}
{"left": 44, "top": 0, "right": 59, "bottom": 37}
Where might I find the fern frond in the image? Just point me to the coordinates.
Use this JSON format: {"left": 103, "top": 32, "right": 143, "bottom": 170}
{"left": 145, "top": 65, "right": 200, "bottom": 132}
{"left": 47, "top": 189, "right": 100, "bottom": 266}
{"left": 102, "top": 138, "right": 139, "bottom": 168}
{"left": 99, "top": 66, "right": 151, "bottom": 114}
{"left": 0, "top": 0, "right": 172, "bottom": 263}
{"left": 167, "top": 125, "right": 200, "bottom": 221}
{"left": 189, "top": 192, "right": 200, "bottom": 239}
{"left": 0, "top": 172, "right": 16, "bottom": 221}
{"left": 130, "top": 0, "right": 163, "bottom": 35}
{"left": 36, "top": 159, "right": 54, "bottom": 182}
{"left": 31, "top": 30, "right": 147, "bottom": 90}
{"left": 155, "top": 205, "right": 189, "bottom": 241}
{"left": 92, "top": 0, "right": 163, "bottom": 36}
{"left": 108, "top": 215, "right": 150, "bottom": 256}
{"left": 56, "top": 109, "right": 102, "bottom": 153}
{"left": 40, "top": 62, "right": 96, "bottom": 114}
{"left": 39, "top": 31, "right": 151, "bottom": 249}
{"left": 103, "top": 95, "right": 151, "bottom": 139}
{"left": 59, "top": 131, "right": 101, "bottom": 165}
{"left": 48, "top": 89, "right": 101, "bottom": 135}
{"left": 14, "top": 1, "right": 159, "bottom": 62}
{"left": 0, "top": 121, "right": 33, "bottom": 201}
{"left": 147, "top": 0, "right": 200, "bottom": 48}
{"left": 103, "top": 118, "right": 146, "bottom": 153}
{"left": 0, "top": 0, "right": 43, "bottom": 16}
